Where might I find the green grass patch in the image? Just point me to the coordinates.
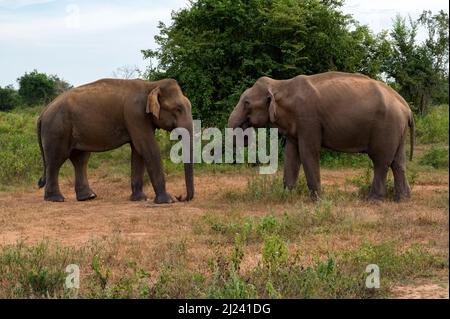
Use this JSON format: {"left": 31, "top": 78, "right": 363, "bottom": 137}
{"left": 0, "top": 232, "right": 445, "bottom": 299}
{"left": 222, "top": 173, "right": 310, "bottom": 203}
{"left": 419, "top": 146, "right": 449, "bottom": 169}
{"left": 202, "top": 201, "right": 344, "bottom": 243}
{"left": 320, "top": 149, "right": 371, "bottom": 168}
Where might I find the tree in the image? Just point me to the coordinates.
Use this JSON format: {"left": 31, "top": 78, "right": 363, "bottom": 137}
{"left": 112, "top": 65, "right": 142, "bottom": 79}
{"left": 0, "top": 85, "right": 21, "bottom": 112}
{"left": 143, "top": 0, "right": 389, "bottom": 126}
{"left": 383, "top": 11, "right": 449, "bottom": 115}
{"left": 53, "top": 76, "right": 73, "bottom": 96}
{"left": 17, "top": 70, "right": 71, "bottom": 106}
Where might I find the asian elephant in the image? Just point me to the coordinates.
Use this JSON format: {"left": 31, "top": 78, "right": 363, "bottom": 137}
{"left": 37, "top": 78, "right": 194, "bottom": 204}
{"left": 228, "top": 72, "right": 415, "bottom": 202}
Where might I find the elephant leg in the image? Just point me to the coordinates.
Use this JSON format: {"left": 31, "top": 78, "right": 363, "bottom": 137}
{"left": 44, "top": 153, "right": 67, "bottom": 202}
{"left": 368, "top": 161, "right": 389, "bottom": 201}
{"left": 70, "top": 150, "right": 96, "bottom": 201}
{"left": 298, "top": 139, "right": 321, "bottom": 201}
{"left": 391, "top": 137, "right": 411, "bottom": 202}
{"left": 130, "top": 132, "right": 174, "bottom": 204}
{"left": 129, "top": 144, "right": 148, "bottom": 201}
{"left": 283, "top": 138, "right": 301, "bottom": 190}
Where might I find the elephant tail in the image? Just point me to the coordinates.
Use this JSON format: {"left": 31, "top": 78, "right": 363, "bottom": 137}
{"left": 409, "top": 112, "right": 415, "bottom": 161}
{"left": 37, "top": 117, "right": 46, "bottom": 188}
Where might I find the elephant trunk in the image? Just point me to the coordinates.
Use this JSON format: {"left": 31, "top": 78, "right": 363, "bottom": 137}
{"left": 228, "top": 108, "right": 240, "bottom": 129}
{"left": 228, "top": 103, "right": 249, "bottom": 130}
{"left": 178, "top": 123, "right": 194, "bottom": 201}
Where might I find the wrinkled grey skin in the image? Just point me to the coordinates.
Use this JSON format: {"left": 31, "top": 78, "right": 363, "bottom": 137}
{"left": 37, "top": 78, "right": 194, "bottom": 204}
{"left": 228, "top": 72, "right": 414, "bottom": 202}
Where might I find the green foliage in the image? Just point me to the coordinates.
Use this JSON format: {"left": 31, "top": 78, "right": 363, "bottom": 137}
{"left": 144, "top": 0, "right": 391, "bottom": 126}
{"left": 223, "top": 173, "right": 309, "bottom": 203}
{"left": 0, "top": 85, "right": 21, "bottom": 112}
{"left": 416, "top": 105, "right": 449, "bottom": 144}
{"left": 320, "top": 149, "right": 371, "bottom": 168}
{"left": 17, "top": 70, "right": 72, "bottom": 107}
{"left": 384, "top": 11, "right": 449, "bottom": 115}
{"left": 0, "top": 222, "right": 444, "bottom": 298}
{"left": 262, "top": 235, "right": 288, "bottom": 271}
{"left": 419, "top": 146, "right": 449, "bottom": 169}
{"left": 202, "top": 200, "right": 340, "bottom": 243}
{"left": 0, "top": 241, "right": 72, "bottom": 298}
{"left": 91, "top": 256, "right": 111, "bottom": 290}
{"left": 0, "top": 111, "right": 43, "bottom": 185}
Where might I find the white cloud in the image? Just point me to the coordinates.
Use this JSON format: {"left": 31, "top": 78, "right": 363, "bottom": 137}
{"left": 0, "top": 3, "right": 175, "bottom": 41}
{"left": 343, "top": 0, "right": 449, "bottom": 33}
{"left": 0, "top": 0, "right": 55, "bottom": 9}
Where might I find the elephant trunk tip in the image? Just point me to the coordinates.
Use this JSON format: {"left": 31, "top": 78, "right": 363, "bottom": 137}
{"left": 38, "top": 176, "right": 46, "bottom": 189}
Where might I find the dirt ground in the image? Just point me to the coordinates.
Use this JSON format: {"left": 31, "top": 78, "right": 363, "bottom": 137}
{"left": 0, "top": 168, "right": 448, "bottom": 299}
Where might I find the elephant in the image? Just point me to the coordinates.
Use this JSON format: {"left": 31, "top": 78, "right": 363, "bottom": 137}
{"left": 228, "top": 72, "right": 415, "bottom": 202}
{"left": 37, "top": 78, "right": 194, "bottom": 204}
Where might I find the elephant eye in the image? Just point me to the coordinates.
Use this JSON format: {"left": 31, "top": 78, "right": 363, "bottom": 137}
{"left": 244, "top": 101, "right": 250, "bottom": 109}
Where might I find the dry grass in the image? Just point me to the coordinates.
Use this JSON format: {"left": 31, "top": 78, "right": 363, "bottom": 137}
{"left": 0, "top": 165, "right": 448, "bottom": 298}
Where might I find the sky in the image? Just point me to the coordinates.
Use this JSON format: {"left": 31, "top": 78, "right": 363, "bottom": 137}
{"left": 0, "top": 0, "right": 448, "bottom": 87}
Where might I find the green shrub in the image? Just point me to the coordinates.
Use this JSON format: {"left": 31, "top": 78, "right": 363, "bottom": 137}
{"left": 0, "top": 112, "right": 43, "bottom": 185}
{"left": 223, "top": 174, "right": 309, "bottom": 203}
{"left": 0, "top": 241, "right": 73, "bottom": 298}
{"left": 262, "top": 235, "right": 288, "bottom": 272}
{"left": 0, "top": 85, "right": 21, "bottom": 112}
{"left": 419, "top": 146, "right": 449, "bottom": 169}
{"left": 17, "top": 70, "right": 71, "bottom": 106}
{"left": 320, "top": 149, "right": 371, "bottom": 168}
{"left": 416, "top": 105, "right": 449, "bottom": 144}
{"left": 202, "top": 200, "right": 340, "bottom": 244}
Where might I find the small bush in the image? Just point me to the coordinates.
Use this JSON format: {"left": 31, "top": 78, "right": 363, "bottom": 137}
{"left": 223, "top": 174, "right": 309, "bottom": 203}
{"left": 419, "top": 146, "right": 449, "bottom": 169}
{"left": 0, "top": 241, "right": 74, "bottom": 298}
{"left": 0, "top": 112, "right": 43, "bottom": 185}
{"left": 202, "top": 200, "right": 340, "bottom": 243}
{"left": 0, "top": 85, "right": 21, "bottom": 112}
{"left": 416, "top": 105, "right": 449, "bottom": 144}
{"left": 320, "top": 149, "right": 371, "bottom": 168}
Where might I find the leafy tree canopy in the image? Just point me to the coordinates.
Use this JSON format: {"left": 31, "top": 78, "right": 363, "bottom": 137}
{"left": 383, "top": 10, "right": 449, "bottom": 114}
{"left": 17, "top": 70, "right": 72, "bottom": 106}
{"left": 143, "top": 0, "right": 391, "bottom": 126}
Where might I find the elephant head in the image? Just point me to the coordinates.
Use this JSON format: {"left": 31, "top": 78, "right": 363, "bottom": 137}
{"left": 228, "top": 77, "right": 279, "bottom": 130}
{"left": 147, "top": 79, "right": 194, "bottom": 201}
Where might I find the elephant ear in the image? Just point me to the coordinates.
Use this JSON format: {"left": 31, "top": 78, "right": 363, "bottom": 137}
{"left": 146, "top": 87, "right": 161, "bottom": 119}
{"left": 268, "top": 90, "right": 277, "bottom": 123}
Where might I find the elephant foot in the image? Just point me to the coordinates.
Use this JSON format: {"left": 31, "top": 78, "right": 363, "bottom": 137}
{"left": 76, "top": 192, "right": 97, "bottom": 202}
{"left": 367, "top": 194, "right": 385, "bottom": 203}
{"left": 309, "top": 190, "right": 321, "bottom": 202}
{"left": 130, "top": 192, "right": 149, "bottom": 202}
{"left": 154, "top": 193, "right": 175, "bottom": 204}
{"left": 394, "top": 193, "right": 411, "bottom": 203}
{"left": 284, "top": 183, "right": 296, "bottom": 191}
{"left": 45, "top": 194, "right": 65, "bottom": 202}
